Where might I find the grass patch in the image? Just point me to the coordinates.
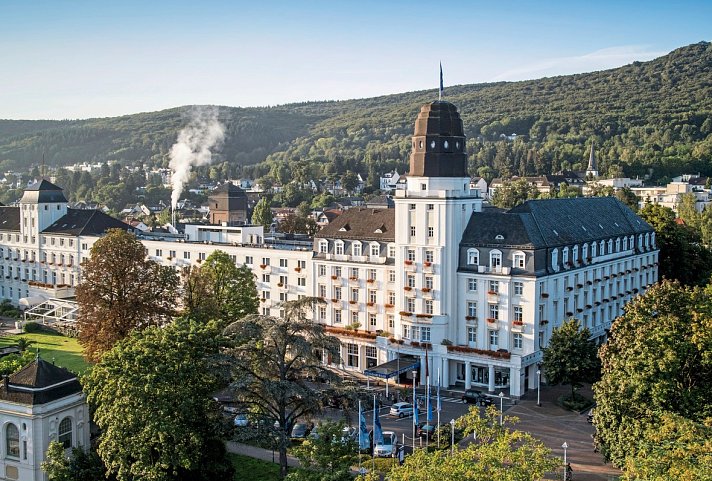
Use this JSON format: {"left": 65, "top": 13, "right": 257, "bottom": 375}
{"left": 557, "top": 392, "right": 594, "bottom": 412}
{"left": 229, "top": 453, "right": 280, "bottom": 481}
{"left": 0, "top": 332, "right": 89, "bottom": 374}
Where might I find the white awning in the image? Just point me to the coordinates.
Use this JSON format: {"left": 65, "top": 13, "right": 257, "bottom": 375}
{"left": 19, "top": 296, "right": 46, "bottom": 308}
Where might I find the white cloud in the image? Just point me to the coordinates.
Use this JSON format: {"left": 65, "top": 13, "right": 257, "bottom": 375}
{"left": 490, "top": 45, "right": 667, "bottom": 82}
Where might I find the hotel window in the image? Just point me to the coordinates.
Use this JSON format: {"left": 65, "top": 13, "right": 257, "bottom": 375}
{"left": 428, "top": 226, "right": 434, "bottom": 238}
{"left": 513, "top": 281, "right": 523, "bottom": 296}
{"left": 346, "top": 344, "right": 359, "bottom": 368}
{"left": 552, "top": 248, "right": 559, "bottom": 269}
{"left": 350, "top": 288, "right": 359, "bottom": 302}
{"left": 365, "top": 346, "right": 377, "bottom": 368}
{"left": 370, "top": 243, "right": 380, "bottom": 257}
{"left": 318, "top": 285, "right": 326, "bottom": 298}
{"left": 410, "top": 226, "right": 416, "bottom": 237}
{"left": 183, "top": 252, "right": 190, "bottom": 260}
{"left": 467, "top": 326, "right": 477, "bottom": 344}
{"left": 388, "top": 245, "right": 396, "bottom": 258}
{"left": 488, "top": 280, "right": 499, "bottom": 294}
{"left": 409, "top": 204, "right": 416, "bottom": 210}
{"left": 562, "top": 248, "right": 569, "bottom": 265}
{"left": 513, "top": 252, "right": 525, "bottom": 269}
{"left": 335, "top": 241, "right": 344, "bottom": 255}
{"left": 425, "top": 276, "right": 433, "bottom": 289}
{"left": 420, "top": 327, "right": 431, "bottom": 342}
{"left": 572, "top": 245, "right": 579, "bottom": 263}
{"left": 350, "top": 267, "right": 359, "bottom": 278}
{"left": 6, "top": 423, "right": 19, "bottom": 458}
{"left": 406, "top": 298, "right": 415, "bottom": 312}
{"left": 489, "top": 330, "right": 499, "bottom": 348}
{"left": 425, "top": 250, "right": 434, "bottom": 263}
{"left": 591, "top": 242, "right": 597, "bottom": 258}
{"left": 427, "top": 204, "right": 434, "bottom": 210}
{"left": 388, "top": 270, "right": 396, "bottom": 283}
{"left": 608, "top": 239, "right": 613, "bottom": 253}
{"left": 513, "top": 333, "right": 523, "bottom": 350}
{"left": 467, "top": 302, "right": 477, "bottom": 318}
{"left": 406, "top": 249, "right": 416, "bottom": 262}
{"left": 333, "top": 266, "right": 342, "bottom": 277}
{"left": 351, "top": 311, "right": 359, "bottom": 324}
{"left": 280, "top": 258, "right": 288, "bottom": 267}
{"left": 425, "top": 300, "right": 433, "bottom": 314}
{"left": 318, "top": 265, "right": 326, "bottom": 276}
{"left": 319, "top": 240, "right": 328, "bottom": 253}
{"left": 513, "top": 306, "right": 523, "bottom": 322}
{"left": 368, "top": 290, "right": 377, "bottom": 304}
{"left": 388, "top": 315, "right": 394, "bottom": 329}
{"left": 388, "top": 291, "right": 396, "bottom": 305}
{"left": 333, "top": 287, "right": 341, "bottom": 300}
{"left": 488, "top": 303, "right": 499, "bottom": 320}
{"left": 352, "top": 242, "right": 362, "bottom": 256}
{"left": 582, "top": 243, "right": 589, "bottom": 259}
{"left": 490, "top": 250, "right": 502, "bottom": 269}
{"left": 367, "top": 269, "right": 377, "bottom": 280}
{"left": 318, "top": 306, "right": 326, "bottom": 321}
{"left": 155, "top": 249, "right": 162, "bottom": 257}
{"left": 334, "top": 310, "right": 342, "bottom": 323}
{"left": 468, "top": 278, "right": 477, "bottom": 291}
{"left": 262, "top": 257, "right": 270, "bottom": 266}
{"left": 402, "top": 324, "right": 411, "bottom": 339}
{"left": 407, "top": 275, "right": 415, "bottom": 288}
{"left": 199, "top": 252, "right": 206, "bottom": 261}
{"left": 467, "top": 248, "right": 479, "bottom": 265}
{"left": 369, "top": 313, "right": 377, "bottom": 327}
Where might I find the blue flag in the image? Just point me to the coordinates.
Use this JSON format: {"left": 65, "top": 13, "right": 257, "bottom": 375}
{"left": 373, "top": 398, "right": 384, "bottom": 445}
{"left": 358, "top": 401, "right": 369, "bottom": 450}
{"left": 427, "top": 386, "right": 433, "bottom": 424}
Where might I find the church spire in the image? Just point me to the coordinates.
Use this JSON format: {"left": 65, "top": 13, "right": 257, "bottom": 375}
{"left": 586, "top": 142, "right": 599, "bottom": 177}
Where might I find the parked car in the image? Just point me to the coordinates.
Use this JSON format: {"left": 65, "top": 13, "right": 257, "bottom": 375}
{"left": 291, "top": 423, "right": 311, "bottom": 439}
{"left": 417, "top": 423, "right": 437, "bottom": 439}
{"left": 233, "top": 414, "right": 249, "bottom": 427}
{"left": 462, "top": 389, "right": 492, "bottom": 406}
{"left": 373, "top": 431, "right": 397, "bottom": 457}
{"left": 389, "top": 402, "right": 414, "bottom": 418}
{"left": 340, "top": 426, "right": 357, "bottom": 443}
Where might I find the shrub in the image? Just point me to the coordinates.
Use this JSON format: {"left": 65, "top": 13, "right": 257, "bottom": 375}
{"left": 23, "top": 322, "right": 42, "bottom": 333}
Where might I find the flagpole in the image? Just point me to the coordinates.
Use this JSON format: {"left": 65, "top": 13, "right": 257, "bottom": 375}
{"left": 372, "top": 394, "right": 376, "bottom": 472}
{"left": 437, "top": 368, "right": 441, "bottom": 448}
{"left": 358, "top": 400, "right": 362, "bottom": 474}
{"left": 426, "top": 371, "right": 430, "bottom": 451}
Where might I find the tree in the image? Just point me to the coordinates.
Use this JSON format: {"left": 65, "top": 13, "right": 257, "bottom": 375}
{"left": 340, "top": 171, "right": 359, "bottom": 194}
{"left": 386, "top": 407, "right": 559, "bottom": 481}
{"left": 252, "top": 196, "right": 273, "bottom": 227}
{"left": 593, "top": 281, "right": 712, "bottom": 468}
{"left": 286, "top": 421, "right": 358, "bottom": 481}
{"left": 42, "top": 441, "right": 108, "bottom": 481}
{"left": 639, "top": 203, "right": 712, "bottom": 285}
{"left": 490, "top": 178, "right": 539, "bottom": 209}
{"left": 224, "top": 298, "right": 342, "bottom": 479}
{"left": 84, "top": 319, "right": 233, "bottom": 481}
{"left": 76, "top": 229, "right": 179, "bottom": 362}
{"left": 183, "top": 250, "right": 259, "bottom": 325}
{"left": 542, "top": 319, "right": 599, "bottom": 403}
{"left": 615, "top": 186, "right": 639, "bottom": 212}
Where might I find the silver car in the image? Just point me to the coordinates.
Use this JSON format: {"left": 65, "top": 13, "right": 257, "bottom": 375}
{"left": 373, "top": 431, "right": 397, "bottom": 457}
{"left": 389, "top": 402, "right": 414, "bottom": 418}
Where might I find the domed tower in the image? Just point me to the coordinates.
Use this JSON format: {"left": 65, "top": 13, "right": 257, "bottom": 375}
{"left": 393, "top": 101, "right": 482, "bottom": 386}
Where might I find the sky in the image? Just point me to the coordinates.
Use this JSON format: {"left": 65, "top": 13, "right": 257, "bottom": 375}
{"left": 1, "top": 0, "right": 710, "bottom": 120}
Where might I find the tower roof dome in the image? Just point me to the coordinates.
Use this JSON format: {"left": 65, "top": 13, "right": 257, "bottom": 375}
{"left": 408, "top": 101, "right": 468, "bottom": 178}
{"left": 413, "top": 101, "right": 465, "bottom": 137}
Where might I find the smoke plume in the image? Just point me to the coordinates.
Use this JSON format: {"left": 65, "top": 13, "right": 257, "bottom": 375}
{"left": 169, "top": 106, "right": 225, "bottom": 209}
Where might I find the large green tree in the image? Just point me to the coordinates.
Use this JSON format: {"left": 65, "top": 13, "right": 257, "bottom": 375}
{"left": 593, "top": 280, "right": 712, "bottom": 468}
{"left": 224, "top": 298, "right": 342, "bottom": 479}
{"left": 490, "top": 178, "right": 540, "bottom": 209}
{"left": 84, "top": 319, "right": 233, "bottom": 481}
{"left": 42, "top": 442, "right": 108, "bottom": 481}
{"left": 76, "top": 229, "right": 179, "bottom": 362}
{"left": 542, "top": 318, "right": 600, "bottom": 402}
{"left": 286, "top": 421, "right": 358, "bottom": 481}
{"left": 183, "top": 250, "right": 259, "bottom": 325}
{"left": 638, "top": 203, "right": 712, "bottom": 285}
{"left": 252, "top": 196, "right": 274, "bottom": 227}
{"left": 383, "top": 407, "right": 559, "bottom": 481}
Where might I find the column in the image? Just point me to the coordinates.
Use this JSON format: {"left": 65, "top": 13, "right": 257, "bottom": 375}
{"left": 441, "top": 357, "right": 450, "bottom": 388}
{"left": 464, "top": 361, "right": 472, "bottom": 389}
{"left": 509, "top": 366, "right": 521, "bottom": 398}
{"left": 488, "top": 364, "right": 495, "bottom": 392}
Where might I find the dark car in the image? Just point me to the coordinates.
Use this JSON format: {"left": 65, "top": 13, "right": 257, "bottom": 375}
{"left": 291, "top": 423, "right": 311, "bottom": 439}
{"left": 462, "top": 389, "right": 493, "bottom": 406}
{"left": 417, "top": 423, "right": 437, "bottom": 439}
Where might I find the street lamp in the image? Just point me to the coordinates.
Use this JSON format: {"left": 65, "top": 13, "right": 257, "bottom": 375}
{"left": 498, "top": 391, "right": 505, "bottom": 425}
{"left": 562, "top": 441, "right": 568, "bottom": 474}
{"left": 536, "top": 369, "right": 541, "bottom": 407}
{"left": 450, "top": 419, "right": 455, "bottom": 455}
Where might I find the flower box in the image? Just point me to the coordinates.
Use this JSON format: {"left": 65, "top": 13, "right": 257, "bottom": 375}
{"left": 260, "top": 264, "right": 267, "bottom": 269}
{"left": 416, "top": 314, "right": 433, "bottom": 319}
{"left": 399, "top": 311, "right": 412, "bottom": 317}
{"left": 487, "top": 290, "right": 498, "bottom": 295}
{"left": 424, "top": 261, "right": 432, "bottom": 267}
{"left": 331, "top": 299, "right": 339, "bottom": 303}
{"left": 331, "top": 275, "right": 338, "bottom": 280}
{"left": 366, "top": 279, "right": 375, "bottom": 284}
{"left": 446, "top": 345, "right": 511, "bottom": 359}
{"left": 566, "top": 311, "right": 574, "bottom": 317}
{"left": 577, "top": 283, "right": 584, "bottom": 288}
{"left": 277, "top": 283, "right": 284, "bottom": 287}
{"left": 404, "top": 286, "right": 412, "bottom": 291}
{"left": 294, "top": 267, "right": 302, "bottom": 272}
{"left": 367, "top": 302, "right": 375, "bottom": 307}
{"left": 465, "top": 315, "right": 476, "bottom": 321}
{"left": 411, "top": 341, "right": 420, "bottom": 347}
{"left": 384, "top": 304, "right": 394, "bottom": 309}
{"left": 349, "top": 277, "right": 358, "bottom": 281}
{"left": 513, "top": 320, "right": 524, "bottom": 326}
{"left": 486, "top": 317, "right": 497, "bottom": 324}
{"left": 348, "top": 300, "right": 356, "bottom": 305}
{"left": 539, "top": 320, "right": 549, "bottom": 326}
{"left": 541, "top": 293, "right": 549, "bottom": 298}
{"left": 421, "top": 287, "right": 431, "bottom": 293}
{"left": 586, "top": 281, "right": 593, "bottom": 285}
{"left": 404, "top": 260, "right": 413, "bottom": 266}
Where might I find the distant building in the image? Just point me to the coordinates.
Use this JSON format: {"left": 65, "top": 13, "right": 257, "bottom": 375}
{"left": 585, "top": 143, "right": 599, "bottom": 178}
{"left": 208, "top": 182, "right": 248, "bottom": 226}
{"left": 632, "top": 175, "right": 712, "bottom": 213}
{"left": 380, "top": 170, "right": 401, "bottom": 191}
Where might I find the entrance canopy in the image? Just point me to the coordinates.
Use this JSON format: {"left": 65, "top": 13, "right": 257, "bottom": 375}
{"left": 364, "top": 355, "right": 420, "bottom": 380}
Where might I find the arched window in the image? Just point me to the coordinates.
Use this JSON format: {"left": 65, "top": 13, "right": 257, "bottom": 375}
{"left": 467, "top": 248, "right": 479, "bottom": 266}
{"left": 58, "top": 417, "right": 72, "bottom": 449}
{"left": 512, "top": 251, "right": 525, "bottom": 269}
{"left": 562, "top": 247, "right": 569, "bottom": 265}
{"left": 615, "top": 238, "right": 621, "bottom": 252}
{"left": 582, "top": 244, "right": 588, "bottom": 260}
{"left": 638, "top": 234, "right": 643, "bottom": 250}
{"left": 591, "top": 242, "right": 597, "bottom": 258}
{"left": 6, "top": 424, "right": 19, "bottom": 458}
{"left": 552, "top": 249, "right": 559, "bottom": 270}
{"left": 651, "top": 232, "right": 656, "bottom": 247}
{"left": 572, "top": 245, "right": 579, "bottom": 263}
{"left": 600, "top": 240, "right": 605, "bottom": 255}
{"left": 318, "top": 240, "right": 328, "bottom": 254}
{"left": 352, "top": 242, "right": 362, "bottom": 257}
{"left": 608, "top": 239, "right": 613, "bottom": 253}
{"left": 489, "top": 250, "right": 502, "bottom": 270}
{"left": 622, "top": 237, "right": 628, "bottom": 251}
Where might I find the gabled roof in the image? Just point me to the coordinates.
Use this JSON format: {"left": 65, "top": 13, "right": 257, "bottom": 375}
{"left": 42, "top": 209, "right": 130, "bottom": 236}
{"left": 0, "top": 206, "right": 20, "bottom": 232}
{"left": 462, "top": 197, "right": 653, "bottom": 249}
{"left": 315, "top": 207, "right": 395, "bottom": 242}
{"left": 0, "top": 358, "right": 82, "bottom": 405}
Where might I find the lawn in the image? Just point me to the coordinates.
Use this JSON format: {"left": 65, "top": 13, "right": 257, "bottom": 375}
{"left": 0, "top": 331, "right": 89, "bottom": 374}
{"left": 229, "top": 453, "right": 280, "bottom": 481}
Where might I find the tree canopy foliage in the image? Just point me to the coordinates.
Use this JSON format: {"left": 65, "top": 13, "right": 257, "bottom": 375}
{"left": 593, "top": 280, "right": 712, "bottom": 474}
{"left": 84, "top": 318, "right": 233, "bottom": 481}
{"left": 0, "top": 42, "right": 710, "bottom": 200}
{"left": 76, "top": 229, "right": 179, "bottom": 362}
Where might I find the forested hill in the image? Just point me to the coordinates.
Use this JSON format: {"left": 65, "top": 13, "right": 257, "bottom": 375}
{"left": 1, "top": 41, "right": 711, "bottom": 184}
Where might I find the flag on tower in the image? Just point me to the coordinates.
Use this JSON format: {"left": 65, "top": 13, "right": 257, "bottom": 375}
{"left": 439, "top": 62, "right": 444, "bottom": 100}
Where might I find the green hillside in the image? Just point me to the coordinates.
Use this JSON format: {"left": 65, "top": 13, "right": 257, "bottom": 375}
{"left": 0, "top": 41, "right": 710, "bottom": 184}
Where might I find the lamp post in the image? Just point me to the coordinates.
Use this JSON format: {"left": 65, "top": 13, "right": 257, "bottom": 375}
{"left": 536, "top": 369, "right": 541, "bottom": 407}
{"left": 498, "top": 391, "right": 505, "bottom": 425}
{"left": 450, "top": 419, "right": 455, "bottom": 455}
{"left": 562, "top": 441, "right": 568, "bottom": 478}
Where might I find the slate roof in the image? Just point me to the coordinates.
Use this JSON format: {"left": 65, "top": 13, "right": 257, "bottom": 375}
{"left": 210, "top": 182, "right": 247, "bottom": 197}
{"left": 20, "top": 179, "right": 68, "bottom": 203}
{"left": 462, "top": 197, "right": 653, "bottom": 249}
{"left": 42, "top": 209, "right": 130, "bottom": 236}
{"left": 0, "top": 206, "right": 20, "bottom": 232}
{"left": 315, "top": 207, "right": 395, "bottom": 242}
{"left": 0, "top": 359, "right": 82, "bottom": 405}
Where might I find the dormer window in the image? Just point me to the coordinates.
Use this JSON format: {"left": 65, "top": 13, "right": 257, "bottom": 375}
{"left": 370, "top": 243, "right": 380, "bottom": 257}
{"left": 467, "top": 248, "right": 479, "bottom": 266}
{"left": 495, "top": 234, "right": 504, "bottom": 240}
{"left": 335, "top": 241, "right": 344, "bottom": 256}
{"left": 318, "top": 240, "right": 328, "bottom": 254}
{"left": 552, "top": 248, "right": 559, "bottom": 270}
{"left": 490, "top": 250, "right": 502, "bottom": 270}
{"left": 572, "top": 245, "right": 579, "bottom": 263}
{"left": 562, "top": 247, "right": 569, "bottom": 265}
{"left": 339, "top": 223, "right": 350, "bottom": 232}
{"left": 513, "top": 252, "right": 525, "bottom": 269}
{"left": 352, "top": 242, "right": 362, "bottom": 257}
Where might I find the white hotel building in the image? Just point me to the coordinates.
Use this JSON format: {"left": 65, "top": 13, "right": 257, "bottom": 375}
{"left": 0, "top": 101, "right": 658, "bottom": 398}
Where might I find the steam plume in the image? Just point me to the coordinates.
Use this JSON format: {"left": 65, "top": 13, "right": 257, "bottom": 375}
{"left": 169, "top": 106, "right": 225, "bottom": 209}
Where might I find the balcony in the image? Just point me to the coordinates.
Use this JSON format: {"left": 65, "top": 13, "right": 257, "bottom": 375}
{"left": 423, "top": 262, "right": 434, "bottom": 273}
{"left": 404, "top": 261, "right": 417, "bottom": 272}
{"left": 486, "top": 317, "right": 497, "bottom": 325}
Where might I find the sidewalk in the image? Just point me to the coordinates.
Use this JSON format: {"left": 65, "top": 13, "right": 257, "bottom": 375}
{"left": 225, "top": 441, "right": 299, "bottom": 467}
